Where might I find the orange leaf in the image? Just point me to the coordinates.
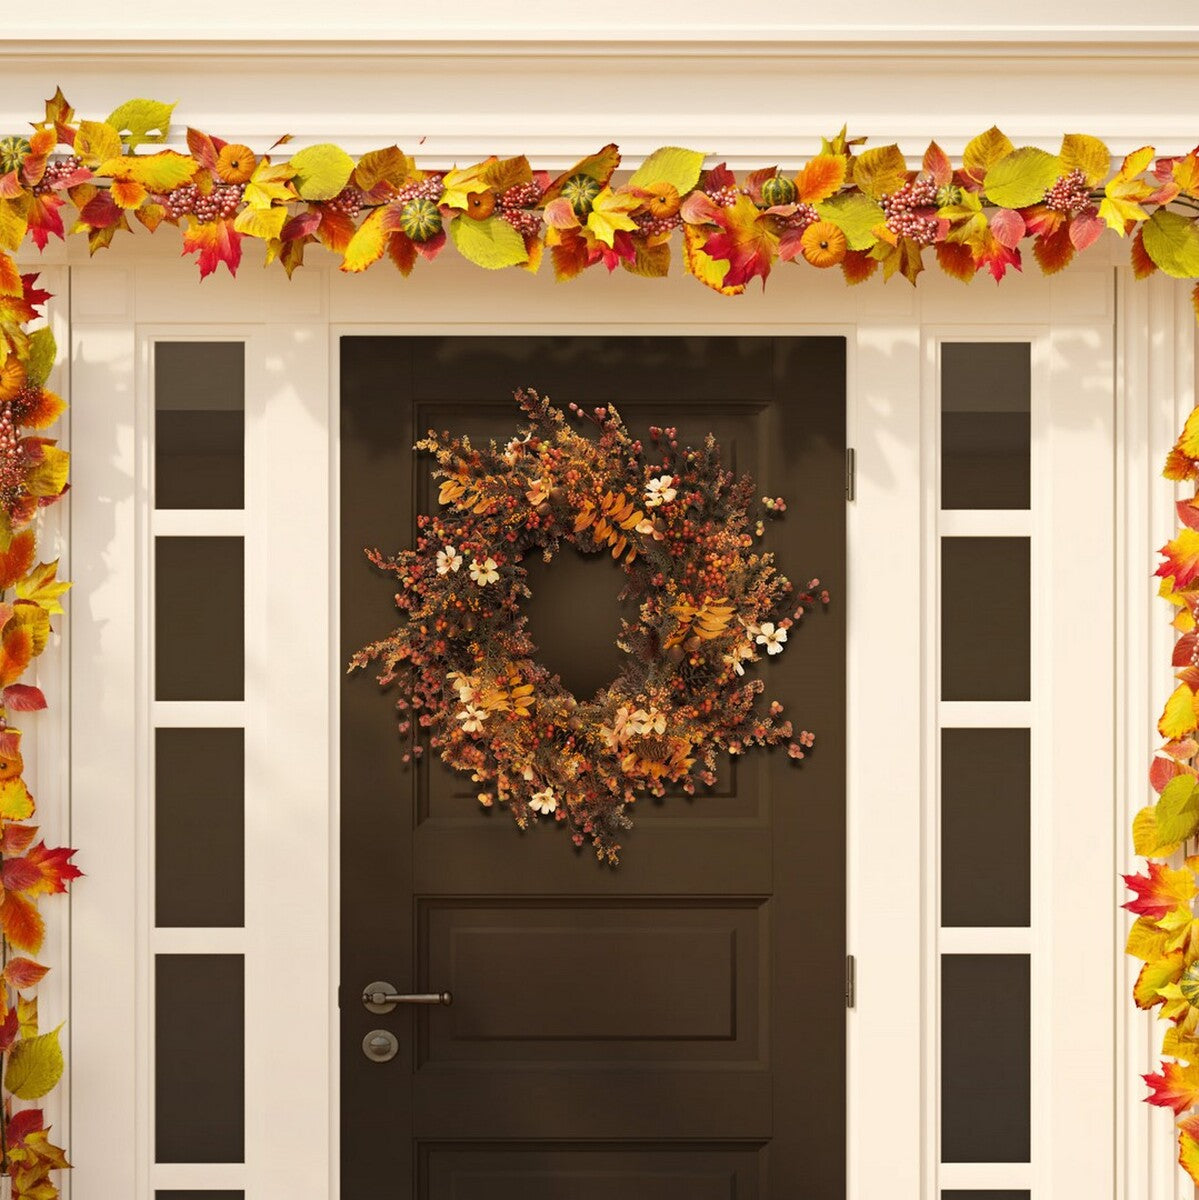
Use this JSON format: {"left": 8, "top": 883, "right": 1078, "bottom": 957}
{"left": 1158, "top": 528, "right": 1199, "bottom": 589}
{"left": 795, "top": 154, "right": 846, "bottom": 204}
{"left": 0, "top": 620, "right": 33, "bottom": 689}
{"left": 936, "top": 241, "right": 976, "bottom": 283}
{"left": 1032, "top": 226, "right": 1075, "bottom": 276}
{"left": 841, "top": 249, "right": 878, "bottom": 285}
{"left": 1132, "top": 227, "right": 1159, "bottom": 280}
{"left": 0, "top": 891, "right": 43, "bottom": 955}
{"left": 1123, "top": 862, "right": 1198, "bottom": 918}
{"left": 109, "top": 179, "right": 147, "bottom": 210}
{"left": 1, "top": 958, "right": 47, "bottom": 991}
{"left": 0, "top": 531, "right": 35, "bottom": 591}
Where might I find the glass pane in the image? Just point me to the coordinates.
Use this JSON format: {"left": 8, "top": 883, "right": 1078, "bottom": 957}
{"left": 942, "top": 1194, "right": 1029, "bottom": 1200}
{"left": 941, "top": 954, "right": 1030, "bottom": 1163}
{"left": 156, "top": 729, "right": 244, "bottom": 928}
{"left": 941, "top": 538, "right": 1029, "bottom": 702}
{"left": 941, "top": 343, "right": 1030, "bottom": 510}
{"left": 156, "top": 537, "right": 244, "bottom": 701}
{"left": 156, "top": 954, "right": 244, "bottom": 1163}
{"left": 941, "top": 729, "right": 1030, "bottom": 927}
{"left": 157, "top": 1194, "right": 244, "bottom": 1199}
{"left": 155, "top": 342, "right": 244, "bottom": 510}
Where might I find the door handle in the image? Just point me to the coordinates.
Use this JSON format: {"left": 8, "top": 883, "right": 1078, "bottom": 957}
{"left": 362, "top": 980, "right": 452, "bottom": 1014}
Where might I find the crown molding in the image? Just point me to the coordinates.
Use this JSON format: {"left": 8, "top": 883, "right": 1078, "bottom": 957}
{"left": 2, "top": 28, "right": 1199, "bottom": 60}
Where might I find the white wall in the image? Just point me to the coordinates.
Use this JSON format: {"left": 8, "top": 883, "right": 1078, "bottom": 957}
{"left": 4, "top": 4, "right": 1199, "bottom": 37}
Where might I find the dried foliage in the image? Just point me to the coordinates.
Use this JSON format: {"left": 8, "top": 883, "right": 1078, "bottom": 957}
{"left": 351, "top": 391, "right": 824, "bottom": 862}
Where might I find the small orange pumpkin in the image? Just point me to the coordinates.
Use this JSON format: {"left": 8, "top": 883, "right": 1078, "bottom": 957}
{"left": 641, "top": 181, "right": 681, "bottom": 220}
{"left": 215, "top": 144, "right": 258, "bottom": 185}
{"left": 465, "top": 190, "right": 497, "bottom": 220}
{"left": 799, "top": 220, "right": 848, "bottom": 269}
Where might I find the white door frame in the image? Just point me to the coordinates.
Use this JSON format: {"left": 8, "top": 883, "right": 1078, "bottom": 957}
{"left": 39, "top": 236, "right": 1138, "bottom": 1197}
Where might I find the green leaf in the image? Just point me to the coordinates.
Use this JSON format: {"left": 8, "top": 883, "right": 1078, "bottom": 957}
{"left": 25, "top": 328, "right": 56, "bottom": 388}
{"left": 628, "top": 147, "right": 707, "bottom": 194}
{"left": 1142, "top": 209, "right": 1199, "bottom": 279}
{"left": 1156, "top": 773, "right": 1199, "bottom": 844}
{"left": 289, "top": 144, "right": 356, "bottom": 202}
{"left": 4, "top": 1025, "right": 63, "bottom": 1100}
{"left": 983, "top": 148, "right": 1063, "bottom": 209}
{"left": 816, "top": 193, "right": 884, "bottom": 251}
{"left": 448, "top": 215, "right": 529, "bottom": 270}
{"left": 105, "top": 99, "right": 176, "bottom": 150}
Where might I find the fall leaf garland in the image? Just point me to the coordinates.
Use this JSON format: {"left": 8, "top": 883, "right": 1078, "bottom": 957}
{"left": 0, "top": 272, "right": 77, "bottom": 1200}
{"left": 350, "top": 390, "right": 825, "bottom": 863}
{"left": 4, "top": 90, "right": 1199, "bottom": 303}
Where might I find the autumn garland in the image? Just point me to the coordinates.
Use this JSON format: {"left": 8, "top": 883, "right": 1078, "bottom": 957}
{"left": 351, "top": 390, "right": 824, "bottom": 863}
{"left": 4, "top": 90, "right": 1199, "bottom": 297}
{"left": 0, "top": 271, "right": 76, "bottom": 1200}
{"left": 5, "top": 85, "right": 1199, "bottom": 1192}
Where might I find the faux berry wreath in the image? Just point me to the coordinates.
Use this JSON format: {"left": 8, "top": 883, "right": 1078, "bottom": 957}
{"left": 350, "top": 390, "right": 825, "bottom": 863}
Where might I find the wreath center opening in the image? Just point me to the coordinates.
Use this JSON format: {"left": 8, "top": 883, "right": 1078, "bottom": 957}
{"left": 520, "top": 543, "right": 630, "bottom": 701}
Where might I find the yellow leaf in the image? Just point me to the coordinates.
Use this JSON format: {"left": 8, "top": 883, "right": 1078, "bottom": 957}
{"left": 74, "top": 120, "right": 122, "bottom": 169}
{"left": 1134, "top": 950, "right": 1184, "bottom": 1008}
{"left": 1060, "top": 133, "right": 1111, "bottom": 188}
{"left": 585, "top": 188, "right": 641, "bottom": 248}
{"left": 289, "top": 143, "right": 355, "bottom": 201}
{"left": 1134, "top": 804, "right": 1183, "bottom": 858}
{"left": 439, "top": 161, "right": 495, "bottom": 211}
{"left": 481, "top": 155, "right": 534, "bottom": 194}
{"left": 15, "top": 560, "right": 70, "bottom": 616}
{"left": 4, "top": 1025, "right": 62, "bottom": 1100}
{"left": 0, "top": 778, "right": 33, "bottom": 821}
{"left": 11, "top": 602, "right": 50, "bottom": 657}
{"left": 963, "top": 126, "right": 1015, "bottom": 186}
{"left": 341, "top": 206, "right": 391, "bottom": 273}
{"left": 354, "top": 146, "right": 413, "bottom": 192}
{"left": 1161, "top": 684, "right": 1199, "bottom": 739}
{"left": 233, "top": 205, "right": 287, "bottom": 242}
{"left": 98, "top": 151, "right": 197, "bottom": 193}
{"left": 0, "top": 196, "right": 31, "bottom": 254}
{"left": 25, "top": 445, "right": 68, "bottom": 499}
{"left": 243, "top": 159, "right": 297, "bottom": 211}
{"left": 1127, "top": 914, "right": 1170, "bottom": 961}
{"left": 852, "top": 144, "right": 909, "bottom": 200}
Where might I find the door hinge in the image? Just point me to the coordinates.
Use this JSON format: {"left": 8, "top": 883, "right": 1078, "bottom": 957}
{"left": 845, "top": 448, "right": 856, "bottom": 502}
{"left": 845, "top": 954, "right": 856, "bottom": 1009}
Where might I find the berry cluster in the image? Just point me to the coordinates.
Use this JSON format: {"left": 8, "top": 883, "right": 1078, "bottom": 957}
{"left": 881, "top": 178, "right": 942, "bottom": 245}
{"left": 32, "top": 156, "right": 82, "bottom": 195}
{"left": 162, "top": 183, "right": 244, "bottom": 223}
{"left": 1044, "top": 168, "right": 1092, "bottom": 215}
{"left": 497, "top": 182, "right": 544, "bottom": 237}
{"left": 780, "top": 202, "right": 820, "bottom": 231}
{"left": 163, "top": 184, "right": 200, "bottom": 220}
{"left": 706, "top": 184, "right": 742, "bottom": 208}
{"left": 394, "top": 175, "right": 445, "bottom": 205}
{"left": 634, "top": 211, "right": 683, "bottom": 238}
{"left": 325, "top": 186, "right": 365, "bottom": 218}
{"left": 0, "top": 402, "right": 24, "bottom": 515}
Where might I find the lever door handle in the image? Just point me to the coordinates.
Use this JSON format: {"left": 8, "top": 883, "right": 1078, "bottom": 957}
{"left": 362, "top": 980, "right": 452, "bottom": 1014}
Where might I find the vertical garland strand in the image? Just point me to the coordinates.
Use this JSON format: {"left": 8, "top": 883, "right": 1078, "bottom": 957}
{"left": 0, "top": 263, "right": 78, "bottom": 1199}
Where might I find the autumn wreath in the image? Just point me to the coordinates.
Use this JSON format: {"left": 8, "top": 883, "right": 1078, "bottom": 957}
{"left": 351, "top": 390, "right": 825, "bottom": 862}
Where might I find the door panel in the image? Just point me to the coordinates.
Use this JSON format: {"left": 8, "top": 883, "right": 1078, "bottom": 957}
{"left": 340, "top": 335, "right": 846, "bottom": 1198}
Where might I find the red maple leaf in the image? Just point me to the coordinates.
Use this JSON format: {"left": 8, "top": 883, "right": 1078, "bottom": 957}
{"left": 700, "top": 195, "right": 777, "bottom": 290}
{"left": 25, "top": 195, "right": 64, "bottom": 251}
{"left": 181, "top": 217, "right": 243, "bottom": 279}
{"left": 1123, "top": 861, "right": 1197, "bottom": 919}
{"left": 1145, "top": 1061, "right": 1199, "bottom": 1114}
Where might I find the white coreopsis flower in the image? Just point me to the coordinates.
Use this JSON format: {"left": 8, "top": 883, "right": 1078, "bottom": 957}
{"left": 469, "top": 556, "right": 500, "bottom": 586}
{"left": 447, "top": 671, "right": 480, "bottom": 703}
{"left": 635, "top": 517, "right": 665, "bottom": 542}
{"left": 755, "top": 622, "right": 788, "bottom": 655}
{"left": 529, "top": 786, "right": 557, "bottom": 815}
{"left": 644, "top": 474, "right": 677, "bottom": 508}
{"left": 456, "top": 704, "right": 488, "bottom": 733}
{"left": 436, "top": 544, "right": 463, "bottom": 575}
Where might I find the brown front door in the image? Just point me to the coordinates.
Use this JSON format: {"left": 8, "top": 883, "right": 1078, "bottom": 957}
{"left": 340, "top": 335, "right": 846, "bottom": 1198}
